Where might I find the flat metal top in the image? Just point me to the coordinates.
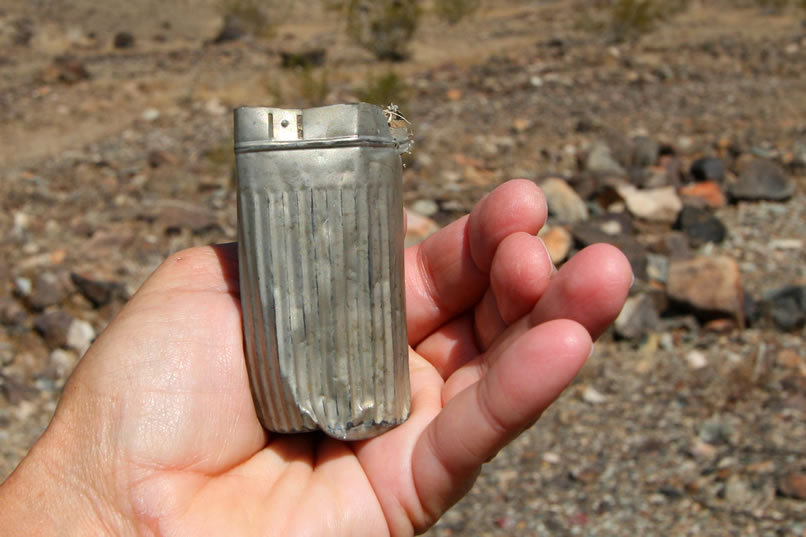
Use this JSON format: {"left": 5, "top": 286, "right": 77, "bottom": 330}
{"left": 234, "top": 103, "right": 400, "bottom": 153}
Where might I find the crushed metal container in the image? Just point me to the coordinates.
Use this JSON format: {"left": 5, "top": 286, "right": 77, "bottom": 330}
{"left": 234, "top": 103, "right": 410, "bottom": 441}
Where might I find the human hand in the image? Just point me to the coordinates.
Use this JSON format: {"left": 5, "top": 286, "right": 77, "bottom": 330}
{"left": 0, "top": 180, "right": 632, "bottom": 536}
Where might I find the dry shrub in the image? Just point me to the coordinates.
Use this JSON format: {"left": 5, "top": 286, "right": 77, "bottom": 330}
{"left": 432, "top": 0, "right": 481, "bottom": 24}
{"left": 578, "top": 0, "right": 691, "bottom": 42}
{"left": 215, "top": 0, "right": 290, "bottom": 39}
{"left": 355, "top": 71, "right": 409, "bottom": 111}
{"left": 345, "top": 0, "right": 420, "bottom": 61}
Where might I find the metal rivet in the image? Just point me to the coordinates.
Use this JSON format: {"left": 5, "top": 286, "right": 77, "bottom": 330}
{"left": 281, "top": 119, "right": 289, "bottom": 128}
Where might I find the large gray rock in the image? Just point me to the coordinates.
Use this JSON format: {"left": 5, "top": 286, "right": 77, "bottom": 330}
{"left": 586, "top": 141, "right": 626, "bottom": 176}
{"left": 728, "top": 159, "right": 794, "bottom": 201}
{"left": 690, "top": 156, "right": 725, "bottom": 183}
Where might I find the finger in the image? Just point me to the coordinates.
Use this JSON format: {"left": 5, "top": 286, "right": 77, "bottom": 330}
{"left": 413, "top": 230, "right": 554, "bottom": 377}
{"left": 472, "top": 288, "right": 506, "bottom": 350}
{"left": 414, "top": 312, "right": 480, "bottom": 379}
{"left": 411, "top": 319, "right": 592, "bottom": 517}
{"left": 530, "top": 243, "right": 632, "bottom": 340}
{"left": 406, "top": 180, "right": 546, "bottom": 345}
{"left": 490, "top": 233, "right": 554, "bottom": 324}
{"left": 136, "top": 242, "right": 240, "bottom": 298}
{"left": 474, "top": 244, "right": 631, "bottom": 364}
{"left": 473, "top": 232, "right": 554, "bottom": 349}
{"left": 467, "top": 180, "right": 547, "bottom": 273}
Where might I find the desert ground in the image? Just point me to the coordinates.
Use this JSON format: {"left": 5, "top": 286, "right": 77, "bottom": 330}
{"left": 1, "top": 1, "right": 805, "bottom": 535}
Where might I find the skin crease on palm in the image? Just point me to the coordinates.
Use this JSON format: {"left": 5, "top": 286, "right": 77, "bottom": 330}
{"left": 0, "top": 180, "right": 632, "bottom": 537}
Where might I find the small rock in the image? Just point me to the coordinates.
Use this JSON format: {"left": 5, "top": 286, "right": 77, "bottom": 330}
{"left": 213, "top": 14, "right": 246, "bottom": 44}
{"left": 690, "top": 157, "right": 725, "bottom": 183}
{"left": 49, "top": 349, "right": 79, "bottom": 380}
{"left": 685, "top": 350, "right": 708, "bottom": 369}
{"left": 0, "top": 373, "right": 36, "bottom": 406}
{"left": 586, "top": 141, "right": 626, "bottom": 176}
{"left": 204, "top": 97, "right": 226, "bottom": 116}
{"left": 70, "top": 272, "right": 127, "bottom": 308}
{"left": 728, "top": 159, "right": 794, "bottom": 201}
{"left": 540, "top": 177, "right": 588, "bottom": 223}
{"left": 141, "top": 108, "right": 160, "bottom": 122}
{"left": 724, "top": 475, "right": 757, "bottom": 506}
{"left": 690, "top": 439, "right": 719, "bottom": 459}
{"left": 149, "top": 202, "right": 219, "bottom": 234}
{"left": 698, "top": 417, "right": 732, "bottom": 445}
{"left": 409, "top": 199, "right": 439, "bottom": 217}
{"left": 113, "top": 31, "right": 136, "bottom": 49}
{"left": 40, "top": 55, "right": 91, "bottom": 84}
{"left": 776, "top": 348, "right": 804, "bottom": 369}
{"left": 13, "top": 276, "right": 32, "bottom": 298}
{"left": 746, "top": 460, "right": 776, "bottom": 475}
{"left": 679, "top": 181, "right": 726, "bottom": 209}
{"left": 33, "top": 311, "right": 74, "bottom": 348}
{"left": 0, "top": 297, "right": 27, "bottom": 328}
{"left": 639, "top": 166, "right": 674, "bottom": 189}
{"left": 770, "top": 238, "right": 803, "bottom": 250}
{"left": 777, "top": 473, "right": 806, "bottom": 500}
{"left": 617, "top": 185, "right": 682, "bottom": 223}
{"left": 603, "top": 132, "right": 634, "bottom": 170}
{"left": 573, "top": 216, "right": 648, "bottom": 279}
{"left": 632, "top": 136, "right": 659, "bottom": 168}
{"left": 494, "top": 516, "right": 516, "bottom": 530}
{"left": 675, "top": 206, "right": 727, "bottom": 245}
{"left": 667, "top": 256, "right": 743, "bottom": 325}
{"left": 646, "top": 253, "right": 669, "bottom": 282}
{"left": 29, "top": 272, "right": 69, "bottom": 310}
{"left": 147, "top": 149, "right": 177, "bottom": 168}
{"left": 582, "top": 386, "right": 606, "bottom": 404}
{"left": 658, "top": 154, "right": 684, "bottom": 188}
{"left": 66, "top": 319, "right": 95, "bottom": 355}
{"left": 405, "top": 209, "right": 440, "bottom": 247}
{"left": 538, "top": 226, "right": 572, "bottom": 264}
{"left": 614, "top": 294, "right": 660, "bottom": 340}
{"left": 659, "top": 332, "right": 675, "bottom": 351}
{"left": 763, "top": 285, "right": 806, "bottom": 332}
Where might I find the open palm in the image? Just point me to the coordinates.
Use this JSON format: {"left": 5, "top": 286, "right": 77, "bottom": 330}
{"left": 3, "top": 180, "right": 631, "bottom": 536}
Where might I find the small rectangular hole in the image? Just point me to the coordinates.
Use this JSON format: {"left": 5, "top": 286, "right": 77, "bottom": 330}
{"left": 296, "top": 114, "right": 303, "bottom": 139}
{"left": 268, "top": 112, "right": 274, "bottom": 139}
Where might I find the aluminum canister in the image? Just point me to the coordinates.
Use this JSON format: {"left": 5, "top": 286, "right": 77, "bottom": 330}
{"left": 234, "top": 103, "right": 410, "bottom": 441}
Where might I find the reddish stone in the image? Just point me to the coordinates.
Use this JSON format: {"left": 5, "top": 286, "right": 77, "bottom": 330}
{"left": 679, "top": 181, "right": 726, "bottom": 209}
{"left": 778, "top": 473, "right": 806, "bottom": 500}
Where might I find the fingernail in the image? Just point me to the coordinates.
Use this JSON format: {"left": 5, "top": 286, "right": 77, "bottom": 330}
{"left": 537, "top": 236, "right": 558, "bottom": 275}
{"left": 588, "top": 343, "right": 596, "bottom": 359}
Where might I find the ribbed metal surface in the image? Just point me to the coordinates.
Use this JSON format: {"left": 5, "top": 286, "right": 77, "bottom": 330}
{"left": 236, "top": 105, "right": 409, "bottom": 441}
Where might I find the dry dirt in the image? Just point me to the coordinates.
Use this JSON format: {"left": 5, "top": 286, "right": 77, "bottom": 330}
{"left": 1, "top": 0, "right": 805, "bottom": 535}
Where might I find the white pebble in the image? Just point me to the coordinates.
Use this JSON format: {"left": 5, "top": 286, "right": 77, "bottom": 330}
{"left": 685, "top": 350, "right": 708, "bottom": 370}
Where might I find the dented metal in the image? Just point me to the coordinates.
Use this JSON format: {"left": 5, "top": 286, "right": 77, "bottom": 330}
{"left": 234, "top": 103, "right": 410, "bottom": 440}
